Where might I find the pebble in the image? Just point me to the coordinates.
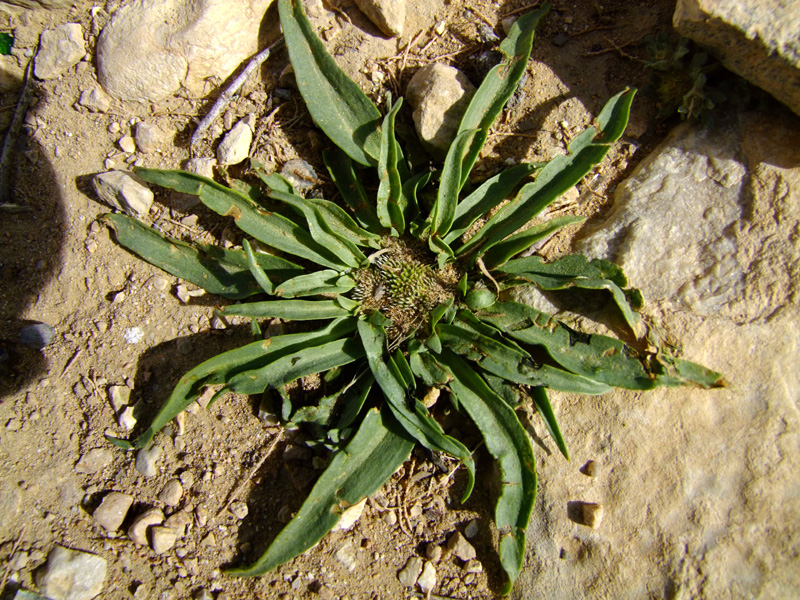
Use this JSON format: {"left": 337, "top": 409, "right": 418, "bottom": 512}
{"left": 134, "top": 121, "right": 164, "bottom": 153}
{"left": 464, "top": 519, "right": 479, "bottom": 539}
{"left": 35, "top": 545, "right": 107, "bottom": 600}
{"left": 333, "top": 498, "right": 366, "bottom": 531}
{"left": 158, "top": 479, "right": 183, "bottom": 506}
{"left": 582, "top": 502, "right": 604, "bottom": 528}
{"left": 425, "top": 542, "right": 442, "bottom": 563}
{"left": 179, "top": 470, "right": 195, "bottom": 489}
{"left": 463, "top": 559, "right": 483, "bottom": 573}
{"left": 118, "top": 406, "right": 137, "bottom": 430}
{"left": 92, "top": 170, "right": 154, "bottom": 218}
{"left": 446, "top": 531, "right": 476, "bottom": 562}
{"left": 74, "top": 448, "right": 113, "bottom": 474}
{"left": 164, "top": 511, "right": 192, "bottom": 537}
{"left": 78, "top": 87, "right": 112, "bottom": 113}
{"left": 334, "top": 541, "right": 357, "bottom": 571}
{"left": 19, "top": 323, "right": 55, "bottom": 349}
{"left": 5, "top": 418, "right": 21, "bottom": 431}
{"left": 108, "top": 385, "right": 131, "bottom": 411}
{"left": 216, "top": 119, "right": 252, "bottom": 165}
{"left": 195, "top": 505, "right": 209, "bottom": 527}
{"left": 581, "top": 460, "right": 601, "bottom": 477}
{"left": 108, "top": 122, "right": 121, "bottom": 134}
{"left": 92, "top": 491, "right": 134, "bottom": 532}
{"left": 398, "top": 556, "right": 423, "bottom": 587}
{"left": 200, "top": 532, "right": 216, "bottom": 547}
{"left": 352, "top": 0, "right": 404, "bottom": 36}
{"left": 118, "top": 135, "right": 136, "bottom": 153}
{"left": 383, "top": 511, "right": 397, "bottom": 526}
{"left": 128, "top": 508, "right": 164, "bottom": 545}
{"left": 418, "top": 561, "right": 436, "bottom": 593}
{"left": 135, "top": 444, "right": 163, "bottom": 477}
{"left": 184, "top": 157, "right": 216, "bottom": 179}
{"left": 229, "top": 500, "right": 249, "bottom": 519}
{"left": 150, "top": 526, "right": 177, "bottom": 554}
{"left": 34, "top": 23, "right": 86, "bottom": 80}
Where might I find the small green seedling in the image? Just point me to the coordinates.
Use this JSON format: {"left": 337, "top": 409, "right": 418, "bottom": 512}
{"left": 103, "top": 1, "right": 723, "bottom": 594}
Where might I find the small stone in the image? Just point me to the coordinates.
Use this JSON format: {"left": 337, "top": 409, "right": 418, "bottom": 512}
{"left": 418, "top": 561, "right": 436, "bottom": 593}
{"left": 93, "top": 491, "right": 134, "bottom": 532}
{"left": 75, "top": 448, "right": 113, "bottom": 474}
{"left": 425, "top": 542, "right": 442, "bottom": 563}
{"left": 135, "top": 444, "right": 163, "bottom": 477}
{"left": 118, "top": 135, "right": 136, "bottom": 153}
{"left": 19, "top": 323, "right": 55, "bottom": 348}
{"left": 581, "top": 502, "right": 604, "bottom": 529}
{"left": 78, "top": 87, "right": 112, "bottom": 112}
{"left": 446, "top": 531, "right": 476, "bottom": 562}
{"left": 333, "top": 497, "right": 367, "bottom": 531}
{"left": 5, "top": 418, "right": 21, "bottom": 431}
{"left": 35, "top": 546, "right": 107, "bottom": 600}
{"left": 581, "top": 460, "right": 600, "bottom": 477}
{"left": 92, "top": 170, "right": 154, "bottom": 218}
{"left": 194, "top": 590, "right": 213, "bottom": 600}
{"left": 334, "top": 541, "right": 357, "bottom": 571}
{"left": 108, "top": 122, "right": 121, "bottom": 134}
{"left": 383, "top": 511, "right": 397, "bottom": 526}
{"left": 34, "top": 23, "right": 86, "bottom": 80}
{"left": 179, "top": 471, "right": 195, "bottom": 489}
{"left": 200, "top": 532, "right": 216, "bottom": 547}
{"left": 195, "top": 505, "right": 209, "bottom": 527}
{"left": 108, "top": 385, "right": 130, "bottom": 411}
{"left": 134, "top": 122, "right": 164, "bottom": 153}
{"left": 184, "top": 157, "right": 216, "bottom": 179}
{"left": 118, "top": 406, "right": 137, "bottom": 430}
{"left": 216, "top": 120, "right": 252, "bottom": 165}
{"left": 128, "top": 508, "right": 164, "bottom": 546}
{"left": 158, "top": 479, "right": 183, "bottom": 506}
{"left": 398, "top": 556, "right": 423, "bottom": 587}
{"left": 352, "top": 0, "right": 404, "bottom": 36}
{"left": 164, "top": 511, "right": 192, "bottom": 537}
{"left": 409, "top": 503, "right": 423, "bottom": 518}
{"left": 150, "top": 525, "right": 177, "bottom": 554}
{"left": 123, "top": 327, "right": 143, "bottom": 344}
{"left": 463, "top": 559, "right": 483, "bottom": 573}
{"left": 229, "top": 500, "right": 249, "bottom": 519}
{"left": 464, "top": 519, "right": 479, "bottom": 539}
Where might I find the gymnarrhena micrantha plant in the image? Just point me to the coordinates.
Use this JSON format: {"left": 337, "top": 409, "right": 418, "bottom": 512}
{"left": 103, "top": 0, "right": 723, "bottom": 594}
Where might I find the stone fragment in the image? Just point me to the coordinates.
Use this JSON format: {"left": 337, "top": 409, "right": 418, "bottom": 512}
{"left": 19, "top": 323, "right": 55, "bottom": 348}
{"left": 425, "top": 542, "right": 442, "bottom": 562}
{"left": 464, "top": 519, "right": 479, "bottom": 539}
{"left": 216, "top": 119, "right": 252, "bottom": 165}
{"left": 353, "top": 0, "right": 404, "bottom": 37}
{"left": 406, "top": 63, "right": 476, "bottom": 158}
{"left": 581, "top": 503, "right": 604, "bottom": 529}
{"left": 8, "top": 550, "right": 29, "bottom": 571}
{"left": 97, "top": 0, "right": 274, "bottom": 102}
{"left": 334, "top": 541, "right": 357, "bottom": 571}
{"left": 118, "top": 406, "right": 137, "bottom": 430}
{"left": 229, "top": 500, "right": 249, "bottom": 519}
{"left": 128, "top": 508, "right": 164, "bottom": 545}
{"left": 581, "top": 460, "right": 600, "bottom": 477}
{"left": 150, "top": 526, "right": 177, "bottom": 554}
{"left": 163, "top": 510, "right": 192, "bottom": 537}
{"left": 397, "top": 556, "right": 423, "bottom": 587}
{"left": 333, "top": 497, "right": 367, "bottom": 531}
{"left": 158, "top": 479, "right": 183, "bottom": 506}
{"left": 74, "top": 449, "right": 113, "bottom": 474}
{"left": 463, "top": 559, "right": 483, "bottom": 573}
{"left": 134, "top": 122, "right": 164, "bottom": 154}
{"left": 418, "top": 560, "right": 436, "bottom": 593}
{"left": 134, "top": 445, "right": 163, "bottom": 478}
{"left": 34, "top": 23, "right": 86, "bottom": 80}
{"left": 92, "top": 492, "right": 134, "bottom": 532}
{"left": 184, "top": 157, "right": 216, "bottom": 179}
{"left": 107, "top": 385, "right": 130, "bottom": 412}
{"left": 34, "top": 545, "right": 107, "bottom": 600}
{"left": 92, "top": 171, "right": 154, "bottom": 218}
{"left": 446, "top": 531, "right": 476, "bottom": 562}
{"left": 674, "top": 0, "right": 800, "bottom": 117}
{"left": 118, "top": 135, "right": 136, "bottom": 153}
{"left": 78, "top": 87, "right": 112, "bottom": 113}
{"left": 200, "top": 531, "right": 216, "bottom": 547}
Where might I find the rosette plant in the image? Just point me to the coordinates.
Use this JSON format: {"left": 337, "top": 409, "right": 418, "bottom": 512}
{"left": 103, "top": 0, "right": 723, "bottom": 593}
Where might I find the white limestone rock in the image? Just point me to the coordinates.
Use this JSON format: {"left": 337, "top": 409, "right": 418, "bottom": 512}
{"left": 216, "top": 119, "right": 252, "bottom": 165}
{"left": 353, "top": 0, "right": 405, "bottom": 37}
{"left": 35, "top": 546, "right": 107, "bottom": 600}
{"left": 92, "top": 171, "right": 154, "bottom": 218}
{"left": 34, "top": 23, "right": 85, "bottom": 80}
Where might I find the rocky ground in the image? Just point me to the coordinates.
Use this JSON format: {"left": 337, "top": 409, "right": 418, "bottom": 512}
{"left": 1, "top": 0, "right": 799, "bottom": 599}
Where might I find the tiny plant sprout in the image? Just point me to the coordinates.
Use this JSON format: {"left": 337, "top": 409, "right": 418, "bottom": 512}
{"left": 101, "top": 0, "right": 723, "bottom": 594}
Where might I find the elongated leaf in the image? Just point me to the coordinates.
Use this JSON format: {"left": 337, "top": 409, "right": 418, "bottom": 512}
{"left": 323, "top": 148, "right": 383, "bottom": 233}
{"left": 445, "top": 163, "right": 538, "bottom": 245}
{"left": 431, "top": 129, "right": 479, "bottom": 237}
{"left": 456, "top": 4, "right": 550, "bottom": 184}
{"left": 499, "top": 254, "right": 641, "bottom": 331}
{"left": 228, "top": 407, "right": 414, "bottom": 576}
{"left": 530, "top": 386, "right": 568, "bottom": 459}
{"left": 243, "top": 239, "right": 275, "bottom": 295}
{"left": 135, "top": 168, "right": 344, "bottom": 268}
{"left": 436, "top": 350, "right": 536, "bottom": 595}
{"left": 220, "top": 299, "right": 352, "bottom": 320}
{"left": 279, "top": 0, "right": 382, "bottom": 166}
{"left": 357, "top": 317, "right": 475, "bottom": 501}
{"left": 457, "top": 88, "right": 636, "bottom": 260}
{"left": 228, "top": 336, "right": 364, "bottom": 394}
{"left": 268, "top": 190, "right": 366, "bottom": 268}
{"left": 333, "top": 371, "right": 374, "bottom": 431}
{"left": 376, "top": 98, "right": 407, "bottom": 233}
{"left": 305, "top": 197, "right": 381, "bottom": 248}
{"left": 401, "top": 170, "right": 433, "bottom": 225}
{"left": 103, "top": 213, "right": 301, "bottom": 299}
{"left": 275, "top": 270, "right": 355, "bottom": 298}
{"left": 481, "top": 215, "right": 586, "bottom": 269}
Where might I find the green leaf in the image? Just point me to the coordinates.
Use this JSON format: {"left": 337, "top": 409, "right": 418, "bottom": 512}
{"left": 228, "top": 407, "right": 414, "bottom": 576}
{"left": 278, "top": 0, "right": 381, "bottom": 166}
{"left": 457, "top": 88, "right": 636, "bottom": 260}
{"left": 431, "top": 129, "right": 479, "bottom": 237}
{"left": 445, "top": 163, "right": 538, "bottom": 245}
{"left": 275, "top": 270, "right": 355, "bottom": 298}
{"left": 481, "top": 215, "right": 586, "bottom": 269}
{"left": 102, "top": 213, "right": 300, "bottom": 299}
{"left": 220, "top": 299, "right": 352, "bottom": 320}
{"left": 323, "top": 148, "right": 383, "bottom": 234}
{"left": 243, "top": 239, "right": 275, "bottom": 295}
{"left": 357, "top": 317, "right": 475, "bottom": 501}
{"left": 376, "top": 98, "right": 407, "bottom": 233}
{"left": 530, "top": 387, "right": 568, "bottom": 459}
{"left": 456, "top": 4, "right": 550, "bottom": 184}
{"left": 436, "top": 350, "right": 537, "bottom": 595}
{"left": 305, "top": 197, "right": 382, "bottom": 248}
{"left": 0, "top": 33, "right": 14, "bottom": 55}
{"left": 135, "top": 168, "right": 344, "bottom": 269}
